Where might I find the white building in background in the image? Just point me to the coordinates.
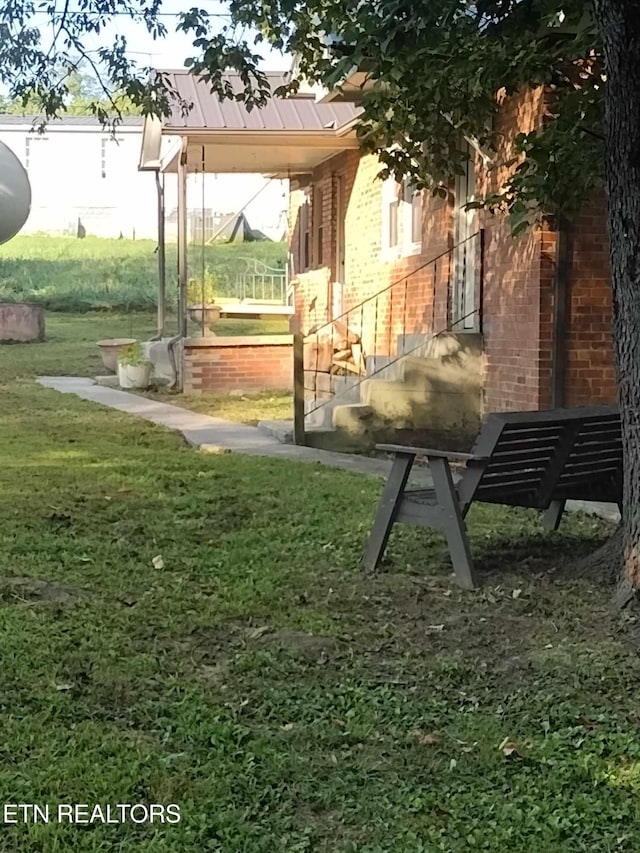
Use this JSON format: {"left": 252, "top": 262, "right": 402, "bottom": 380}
{"left": 0, "top": 114, "right": 288, "bottom": 241}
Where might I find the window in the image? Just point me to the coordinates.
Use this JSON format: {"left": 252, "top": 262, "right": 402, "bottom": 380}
{"left": 405, "top": 180, "right": 422, "bottom": 245}
{"left": 381, "top": 177, "right": 422, "bottom": 257}
{"left": 452, "top": 145, "right": 478, "bottom": 330}
{"left": 313, "top": 188, "right": 324, "bottom": 266}
{"left": 297, "top": 189, "right": 311, "bottom": 273}
{"left": 389, "top": 197, "right": 399, "bottom": 248}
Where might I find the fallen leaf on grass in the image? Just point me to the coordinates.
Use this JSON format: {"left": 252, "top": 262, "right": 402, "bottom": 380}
{"left": 426, "top": 624, "right": 445, "bottom": 633}
{"left": 499, "top": 737, "right": 522, "bottom": 757}
{"left": 246, "top": 625, "right": 270, "bottom": 640}
{"left": 413, "top": 731, "right": 442, "bottom": 746}
{"left": 512, "top": 588, "right": 522, "bottom": 599}
{"left": 152, "top": 555, "right": 165, "bottom": 570}
{"left": 55, "top": 683, "right": 73, "bottom": 692}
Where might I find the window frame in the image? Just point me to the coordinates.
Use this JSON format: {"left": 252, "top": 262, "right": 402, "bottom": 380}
{"left": 380, "top": 175, "right": 422, "bottom": 259}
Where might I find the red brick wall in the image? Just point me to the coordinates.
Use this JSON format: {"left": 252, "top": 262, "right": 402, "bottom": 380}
{"left": 289, "top": 85, "right": 616, "bottom": 415}
{"left": 183, "top": 336, "right": 292, "bottom": 393}
{"left": 290, "top": 150, "right": 451, "bottom": 355}
{"left": 476, "top": 87, "right": 551, "bottom": 413}
{"left": 563, "top": 199, "right": 616, "bottom": 405}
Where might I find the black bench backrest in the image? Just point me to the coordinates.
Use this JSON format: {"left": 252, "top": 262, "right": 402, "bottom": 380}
{"left": 457, "top": 406, "right": 621, "bottom": 510}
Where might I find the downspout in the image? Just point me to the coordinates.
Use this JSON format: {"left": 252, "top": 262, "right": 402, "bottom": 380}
{"left": 551, "top": 215, "right": 570, "bottom": 408}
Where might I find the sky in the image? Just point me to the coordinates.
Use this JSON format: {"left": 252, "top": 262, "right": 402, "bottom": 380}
{"left": 58, "top": 1, "right": 289, "bottom": 76}
{"left": 12, "top": 1, "right": 292, "bottom": 234}
{"left": 111, "top": 2, "right": 288, "bottom": 73}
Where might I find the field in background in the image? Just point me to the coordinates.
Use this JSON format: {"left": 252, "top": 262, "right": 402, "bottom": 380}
{"left": 0, "top": 235, "right": 287, "bottom": 313}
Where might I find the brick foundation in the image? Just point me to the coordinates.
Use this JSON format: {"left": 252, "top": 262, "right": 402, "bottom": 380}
{"left": 183, "top": 335, "right": 293, "bottom": 393}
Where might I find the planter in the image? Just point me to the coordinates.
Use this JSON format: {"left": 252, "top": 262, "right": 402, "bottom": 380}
{"left": 118, "top": 361, "right": 152, "bottom": 390}
{"left": 97, "top": 338, "right": 137, "bottom": 373}
{"left": 188, "top": 303, "right": 221, "bottom": 336}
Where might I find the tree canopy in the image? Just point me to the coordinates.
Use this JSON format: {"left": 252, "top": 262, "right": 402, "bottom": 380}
{"left": 234, "top": 0, "right": 603, "bottom": 230}
{"left": 1, "top": 1, "right": 601, "bottom": 227}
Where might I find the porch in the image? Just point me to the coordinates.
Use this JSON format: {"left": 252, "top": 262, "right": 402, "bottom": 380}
{"left": 138, "top": 69, "right": 359, "bottom": 397}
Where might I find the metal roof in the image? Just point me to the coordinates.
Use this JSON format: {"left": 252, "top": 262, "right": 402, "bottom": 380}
{"left": 160, "top": 70, "right": 359, "bottom": 133}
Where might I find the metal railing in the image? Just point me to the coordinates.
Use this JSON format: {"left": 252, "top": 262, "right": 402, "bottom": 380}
{"left": 232, "top": 257, "right": 288, "bottom": 303}
{"left": 299, "top": 231, "right": 484, "bottom": 422}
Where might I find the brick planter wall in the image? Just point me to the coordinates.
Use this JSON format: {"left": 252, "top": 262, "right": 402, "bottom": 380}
{"left": 0, "top": 302, "right": 45, "bottom": 342}
{"left": 183, "top": 335, "right": 293, "bottom": 393}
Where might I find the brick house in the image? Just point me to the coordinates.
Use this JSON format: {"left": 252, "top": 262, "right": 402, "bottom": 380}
{"left": 290, "top": 82, "right": 616, "bottom": 448}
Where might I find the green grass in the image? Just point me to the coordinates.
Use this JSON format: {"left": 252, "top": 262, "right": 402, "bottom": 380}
{"left": 0, "top": 235, "right": 287, "bottom": 312}
{"left": 3, "top": 318, "right": 640, "bottom": 850}
{"left": 145, "top": 388, "right": 293, "bottom": 426}
{"left": 0, "top": 311, "right": 291, "bottom": 425}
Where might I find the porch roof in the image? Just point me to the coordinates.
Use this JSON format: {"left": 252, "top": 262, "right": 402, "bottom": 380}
{"left": 139, "top": 70, "right": 361, "bottom": 177}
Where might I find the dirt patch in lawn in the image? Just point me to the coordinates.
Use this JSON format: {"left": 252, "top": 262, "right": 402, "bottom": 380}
{"left": 0, "top": 575, "right": 90, "bottom": 606}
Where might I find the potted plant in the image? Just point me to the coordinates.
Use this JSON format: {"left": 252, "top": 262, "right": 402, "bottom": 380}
{"left": 96, "top": 338, "right": 137, "bottom": 373}
{"left": 188, "top": 271, "right": 221, "bottom": 335}
{"left": 117, "top": 342, "right": 152, "bottom": 389}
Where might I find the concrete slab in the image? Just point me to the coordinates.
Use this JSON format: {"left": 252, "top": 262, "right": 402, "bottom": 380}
{"left": 37, "top": 376, "right": 432, "bottom": 485}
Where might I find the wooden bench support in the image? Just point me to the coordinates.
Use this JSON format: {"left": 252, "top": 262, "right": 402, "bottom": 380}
{"left": 361, "top": 452, "right": 413, "bottom": 573}
{"left": 542, "top": 499, "right": 566, "bottom": 532}
{"left": 429, "top": 457, "right": 477, "bottom": 590}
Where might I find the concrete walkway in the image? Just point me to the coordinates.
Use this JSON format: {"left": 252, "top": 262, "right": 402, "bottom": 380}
{"left": 37, "top": 376, "right": 622, "bottom": 523}
{"left": 37, "top": 377, "right": 433, "bottom": 485}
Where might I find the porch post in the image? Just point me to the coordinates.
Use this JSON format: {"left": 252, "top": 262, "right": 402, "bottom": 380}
{"left": 155, "top": 170, "right": 166, "bottom": 337}
{"left": 177, "top": 147, "right": 188, "bottom": 341}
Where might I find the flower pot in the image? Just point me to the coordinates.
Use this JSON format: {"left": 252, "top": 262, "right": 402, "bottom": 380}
{"left": 97, "top": 338, "right": 137, "bottom": 373}
{"left": 118, "top": 361, "right": 152, "bottom": 390}
{"left": 188, "top": 303, "right": 221, "bottom": 336}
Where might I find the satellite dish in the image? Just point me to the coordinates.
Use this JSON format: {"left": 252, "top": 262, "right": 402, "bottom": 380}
{"left": 0, "top": 140, "right": 31, "bottom": 245}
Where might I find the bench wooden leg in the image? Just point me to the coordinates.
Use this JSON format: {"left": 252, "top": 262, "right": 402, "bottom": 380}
{"left": 543, "top": 499, "right": 566, "bottom": 532}
{"left": 361, "top": 452, "right": 414, "bottom": 573}
{"left": 429, "top": 456, "right": 477, "bottom": 590}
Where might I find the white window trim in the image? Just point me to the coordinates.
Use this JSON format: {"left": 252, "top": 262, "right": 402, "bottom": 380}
{"left": 402, "top": 180, "right": 422, "bottom": 257}
{"left": 380, "top": 176, "right": 422, "bottom": 261}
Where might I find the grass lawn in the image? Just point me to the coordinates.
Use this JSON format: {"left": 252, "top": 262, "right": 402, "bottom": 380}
{"left": 0, "top": 235, "right": 287, "bottom": 312}
{"left": 1, "top": 312, "right": 292, "bottom": 425}
{"left": 3, "top": 317, "right": 640, "bottom": 850}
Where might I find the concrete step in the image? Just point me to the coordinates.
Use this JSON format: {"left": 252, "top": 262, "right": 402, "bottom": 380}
{"left": 304, "top": 402, "right": 335, "bottom": 430}
{"left": 396, "top": 331, "right": 483, "bottom": 360}
{"left": 331, "top": 374, "right": 361, "bottom": 403}
{"left": 359, "top": 379, "right": 430, "bottom": 424}
{"left": 366, "top": 355, "right": 402, "bottom": 381}
{"left": 257, "top": 419, "right": 294, "bottom": 443}
{"left": 400, "top": 355, "right": 482, "bottom": 387}
{"left": 359, "top": 375, "right": 482, "bottom": 439}
{"left": 303, "top": 427, "right": 375, "bottom": 454}
{"left": 396, "top": 333, "right": 431, "bottom": 357}
{"left": 331, "top": 403, "right": 374, "bottom": 436}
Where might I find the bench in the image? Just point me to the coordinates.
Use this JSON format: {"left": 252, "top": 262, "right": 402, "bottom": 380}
{"left": 362, "top": 406, "right": 622, "bottom": 589}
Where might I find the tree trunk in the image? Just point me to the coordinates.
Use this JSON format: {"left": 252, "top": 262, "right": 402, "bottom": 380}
{"left": 594, "top": 0, "right": 640, "bottom": 597}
